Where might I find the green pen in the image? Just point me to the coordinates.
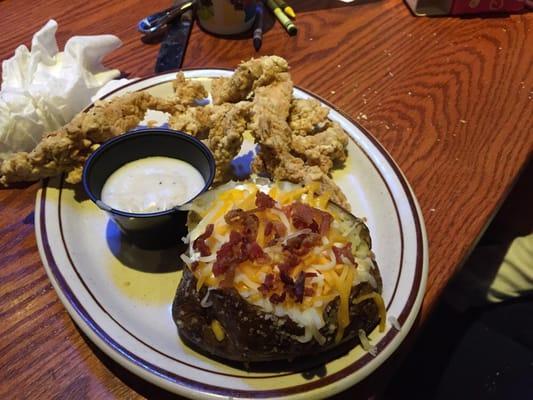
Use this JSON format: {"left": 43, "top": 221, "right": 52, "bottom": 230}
{"left": 264, "top": 0, "right": 297, "bottom": 36}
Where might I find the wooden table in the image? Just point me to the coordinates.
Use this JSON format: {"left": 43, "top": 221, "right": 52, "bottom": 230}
{"left": 0, "top": 0, "right": 531, "bottom": 398}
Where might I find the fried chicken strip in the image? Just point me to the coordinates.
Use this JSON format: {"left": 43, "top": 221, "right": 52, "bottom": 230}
{"left": 176, "top": 60, "right": 349, "bottom": 206}
{"left": 206, "top": 103, "right": 250, "bottom": 184}
{"left": 289, "top": 99, "right": 348, "bottom": 173}
{"left": 168, "top": 102, "right": 251, "bottom": 183}
{"left": 172, "top": 72, "right": 208, "bottom": 106}
{"left": 168, "top": 107, "right": 212, "bottom": 138}
{"left": 0, "top": 92, "right": 158, "bottom": 185}
{"left": 252, "top": 150, "right": 349, "bottom": 209}
{"left": 248, "top": 65, "right": 349, "bottom": 208}
{"left": 289, "top": 98, "right": 330, "bottom": 136}
{"left": 211, "top": 56, "right": 289, "bottom": 105}
{"left": 249, "top": 74, "right": 293, "bottom": 149}
{"left": 249, "top": 74, "right": 296, "bottom": 184}
{"left": 291, "top": 126, "right": 347, "bottom": 173}
{"left": 0, "top": 73, "right": 208, "bottom": 186}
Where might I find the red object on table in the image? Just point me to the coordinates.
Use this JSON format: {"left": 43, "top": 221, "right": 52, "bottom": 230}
{"left": 450, "top": 0, "right": 527, "bottom": 14}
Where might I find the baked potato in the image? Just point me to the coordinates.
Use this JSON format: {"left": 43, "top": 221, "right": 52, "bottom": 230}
{"left": 172, "top": 180, "right": 385, "bottom": 363}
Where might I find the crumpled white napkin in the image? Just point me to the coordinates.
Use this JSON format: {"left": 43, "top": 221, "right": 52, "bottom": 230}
{"left": 0, "top": 19, "right": 122, "bottom": 160}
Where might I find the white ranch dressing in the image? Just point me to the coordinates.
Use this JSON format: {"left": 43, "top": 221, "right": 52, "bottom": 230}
{"left": 101, "top": 156, "right": 205, "bottom": 213}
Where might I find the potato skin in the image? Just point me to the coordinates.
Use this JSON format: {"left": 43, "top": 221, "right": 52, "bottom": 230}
{"left": 173, "top": 185, "right": 383, "bottom": 362}
{"left": 172, "top": 265, "right": 382, "bottom": 363}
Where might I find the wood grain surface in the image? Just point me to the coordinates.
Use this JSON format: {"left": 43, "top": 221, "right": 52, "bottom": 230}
{"left": 0, "top": 0, "right": 531, "bottom": 398}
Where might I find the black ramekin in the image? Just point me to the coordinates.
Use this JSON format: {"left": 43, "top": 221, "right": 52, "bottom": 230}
{"left": 82, "top": 128, "right": 215, "bottom": 248}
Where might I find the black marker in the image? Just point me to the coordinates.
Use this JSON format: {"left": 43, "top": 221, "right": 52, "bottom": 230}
{"left": 253, "top": 2, "right": 264, "bottom": 51}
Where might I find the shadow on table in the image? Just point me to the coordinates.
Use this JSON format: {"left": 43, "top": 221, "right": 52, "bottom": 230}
{"left": 384, "top": 159, "right": 533, "bottom": 399}
{"left": 0, "top": 181, "right": 35, "bottom": 190}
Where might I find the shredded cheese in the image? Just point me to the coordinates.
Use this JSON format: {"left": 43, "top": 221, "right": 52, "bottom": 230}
{"left": 211, "top": 320, "right": 225, "bottom": 341}
{"left": 335, "top": 266, "right": 354, "bottom": 343}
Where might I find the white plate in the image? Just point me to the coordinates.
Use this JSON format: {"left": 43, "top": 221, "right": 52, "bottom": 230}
{"left": 35, "top": 70, "right": 428, "bottom": 399}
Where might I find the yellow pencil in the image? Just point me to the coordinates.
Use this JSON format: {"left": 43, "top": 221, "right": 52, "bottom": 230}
{"left": 265, "top": 0, "right": 297, "bottom": 36}
{"left": 273, "top": 0, "right": 296, "bottom": 19}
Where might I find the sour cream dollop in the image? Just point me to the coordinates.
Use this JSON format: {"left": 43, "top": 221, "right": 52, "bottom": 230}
{"left": 101, "top": 156, "right": 205, "bottom": 213}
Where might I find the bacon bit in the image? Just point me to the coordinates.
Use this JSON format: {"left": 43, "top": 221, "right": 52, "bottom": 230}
{"left": 247, "top": 241, "right": 270, "bottom": 263}
{"left": 278, "top": 271, "right": 314, "bottom": 303}
{"left": 255, "top": 191, "right": 276, "bottom": 209}
{"left": 224, "top": 209, "right": 259, "bottom": 241}
{"left": 305, "top": 272, "right": 317, "bottom": 278}
{"left": 332, "top": 243, "right": 356, "bottom": 265}
{"left": 289, "top": 202, "right": 332, "bottom": 236}
{"left": 213, "top": 231, "right": 246, "bottom": 276}
{"left": 284, "top": 232, "right": 321, "bottom": 256}
{"left": 293, "top": 271, "right": 306, "bottom": 303}
{"left": 279, "top": 270, "right": 294, "bottom": 285}
{"left": 258, "top": 273, "right": 275, "bottom": 294}
{"left": 269, "top": 292, "right": 286, "bottom": 304}
{"left": 264, "top": 221, "right": 273, "bottom": 236}
{"left": 264, "top": 220, "right": 287, "bottom": 244}
{"left": 266, "top": 239, "right": 278, "bottom": 247}
{"left": 332, "top": 246, "right": 343, "bottom": 263}
{"left": 224, "top": 209, "right": 244, "bottom": 224}
{"left": 320, "top": 213, "right": 332, "bottom": 236}
{"left": 277, "top": 252, "right": 300, "bottom": 274}
{"left": 192, "top": 224, "right": 214, "bottom": 256}
{"left": 243, "top": 214, "right": 259, "bottom": 240}
{"left": 290, "top": 203, "right": 314, "bottom": 229}
{"left": 191, "top": 261, "right": 199, "bottom": 271}
{"left": 272, "top": 221, "right": 287, "bottom": 238}
{"left": 219, "top": 268, "right": 236, "bottom": 288}
{"left": 212, "top": 200, "right": 277, "bottom": 283}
